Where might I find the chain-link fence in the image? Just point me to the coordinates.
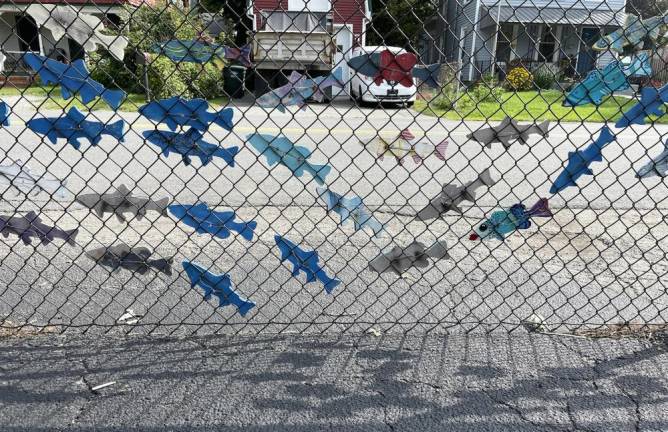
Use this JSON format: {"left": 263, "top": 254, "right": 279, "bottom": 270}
{"left": 0, "top": 0, "right": 666, "bottom": 337}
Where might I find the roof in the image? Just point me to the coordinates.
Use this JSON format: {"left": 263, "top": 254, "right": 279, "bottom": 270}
{"left": 485, "top": 6, "right": 625, "bottom": 27}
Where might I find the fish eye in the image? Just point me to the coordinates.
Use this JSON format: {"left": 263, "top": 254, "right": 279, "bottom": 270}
{"left": 479, "top": 224, "right": 488, "bottom": 231}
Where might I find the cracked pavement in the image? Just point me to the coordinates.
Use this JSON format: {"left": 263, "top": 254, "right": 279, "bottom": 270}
{"left": 1, "top": 332, "right": 667, "bottom": 431}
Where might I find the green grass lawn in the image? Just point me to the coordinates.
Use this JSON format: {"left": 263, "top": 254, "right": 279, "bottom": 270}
{"left": 413, "top": 89, "right": 663, "bottom": 124}
{"left": 0, "top": 85, "right": 227, "bottom": 112}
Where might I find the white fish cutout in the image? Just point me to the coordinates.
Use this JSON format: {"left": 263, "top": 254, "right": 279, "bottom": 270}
{"left": 0, "top": 160, "right": 67, "bottom": 198}
{"left": 361, "top": 129, "right": 447, "bottom": 165}
{"left": 26, "top": 4, "right": 128, "bottom": 61}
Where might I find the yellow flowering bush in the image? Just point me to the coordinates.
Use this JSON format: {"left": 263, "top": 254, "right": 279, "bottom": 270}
{"left": 505, "top": 66, "right": 534, "bottom": 91}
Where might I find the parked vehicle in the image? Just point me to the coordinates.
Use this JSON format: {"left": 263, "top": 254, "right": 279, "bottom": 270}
{"left": 349, "top": 46, "right": 417, "bottom": 107}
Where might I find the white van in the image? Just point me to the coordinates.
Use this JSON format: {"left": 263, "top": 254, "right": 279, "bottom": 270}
{"left": 349, "top": 46, "right": 417, "bottom": 107}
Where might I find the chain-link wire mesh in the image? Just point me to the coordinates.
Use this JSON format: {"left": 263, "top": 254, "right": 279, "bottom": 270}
{"left": 0, "top": 0, "right": 666, "bottom": 337}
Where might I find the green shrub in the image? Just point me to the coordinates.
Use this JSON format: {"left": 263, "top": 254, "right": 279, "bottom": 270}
{"left": 87, "top": 0, "right": 225, "bottom": 100}
{"left": 532, "top": 64, "right": 559, "bottom": 90}
{"left": 505, "top": 66, "right": 533, "bottom": 91}
{"left": 146, "top": 57, "right": 224, "bottom": 100}
{"left": 432, "top": 82, "right": 459, "bottom": 110}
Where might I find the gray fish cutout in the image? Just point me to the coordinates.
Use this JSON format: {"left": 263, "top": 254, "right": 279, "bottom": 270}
{"left": 0, "top": 160, "right": 67, "bottom": 198}
{"left": 636, "top": 139, "right": 668, "bottom": 178}
{"left": 86, "top": 243, "right": 173, "bottom": 276}
{"left": 0, "top": 211, "right": 77, "bottom": 246}
{"left": 26, "top": 4, "right": 128, "bottom": 61}
{"left": 467, "top": 116, "right": 549, "bottom": 149}
{"left": 416, "top": 169, "right": 497, "bottom": 220}
{"left": 76, "top": 184, "right": 170, "bottom": 223}
{"left": 369, "top": 240, "right": 449, "bottom": 276}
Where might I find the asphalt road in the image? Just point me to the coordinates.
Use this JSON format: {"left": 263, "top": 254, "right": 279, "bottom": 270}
{"left": 0, "top": 98, "right": 667, "bottom": 335}
{"left": 1, "top": 332, "right": 667, "bottom": 431}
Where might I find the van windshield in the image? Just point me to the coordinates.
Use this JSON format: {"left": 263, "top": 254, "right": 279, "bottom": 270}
{"left": 260, "top": 11, "right": 328, "bottom": 32}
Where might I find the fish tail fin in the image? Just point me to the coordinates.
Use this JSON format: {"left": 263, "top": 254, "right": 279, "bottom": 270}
{"left": 536, "top": 120, "right": 550, "bottom": 137}
{"left": 318, "top": 272, "right": 341, "bottom": 295}
{"left": 434, "top": 139, "right": 448, "bottom": 160}
{"left": 214, "top": 146, "right": 239, "bottom": 167}
{"left": 66, "top": 228, "right": 79, "bottom": 246}
{"left": 154, "top": 197, "right": 170, "bottom": 215}
{"left": 479, "top": 168, "right": 496, "bottom": 187}
{"left": 160, "top": 257, "right": 174, "bottom": 276}
{"left": 328, "top": 67, "right": 345, "bottom": 89}
{"left": 102, "top": 89, "right": 126, "bottom": 111}
{"left": 412, "top": 154, "right": 422, "bottom": 164}
{"left": 106, "top": 119, "right": 126, "bottom": 141}
{"left": 528, "top": 198, "right": 552, "bottom": 218}
{"left": 236, "top": 220, "right": 257, "bottom": 241}
{"left": 214, "top": 108, "right": 234, "bottom": 131}
{"left": 98, "top": 34, "right": 128, "bottom": 61}
{"left": 238, "top": 299, "right": 256, "bottom": 317}
{"left": 312, "top": 163, "right": 332, "bottom": 185}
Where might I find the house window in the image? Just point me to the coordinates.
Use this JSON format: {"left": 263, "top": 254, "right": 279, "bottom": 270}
{"left": 495, "top": 23, "right": 513, "bottom": 63}
{"left": 539, "top": 27, "right": 557, "bottom": 61}
{"left": 287, "top": 0, "right": 331, "bottom": 12}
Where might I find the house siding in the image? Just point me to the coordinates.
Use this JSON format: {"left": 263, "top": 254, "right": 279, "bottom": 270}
{"left": 457, "top": 0, "right": 479, "bottom": 80}
{"left": 332, "top": 0, "right": 366, "bottom": 37}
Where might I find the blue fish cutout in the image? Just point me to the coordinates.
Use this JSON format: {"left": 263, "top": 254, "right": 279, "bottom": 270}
{"left": 412, "top": 64, "right": 441, "bottom": 88}
{"left": 168, "top": 203, "right": 256, "bottom": 241}
{"left": 616, "top": 84, "right": 668, "bottom": 128}
{"left": 182, "top": 259, "right": 255, "bottom": 316}
{"left": 139, "top": 96, "right": 234, "bottom": 132}
{"left": 247, "top": 133, "right": 332, "bottom": 185}
{"left": 550, "top": 126, "right": 616, "bottom": 194}
{"left": 23, "top": 53, "right": 125, "bottom": 110}
{"left": 564, "top": 54, "right": 652, "bottom": 106}
{"left": 274, "top": 235, "right": 341, "bottom": 294}
{"left": 151, "top": 40, "right": 252, "bottom": 68}
{"left": 143, "top": 128, "right": 238, "bottom": 167}
{"left": 0, "top": 101, "right": 9, "bottom": 126}
{"left": 348, "top": 52, "right": 441, "bottom": 88}
{"left": 316, "top": 186, "right": 383, "bottom": 236}
{"left": 27, "top": 107, "right": 125, "bottom": 150}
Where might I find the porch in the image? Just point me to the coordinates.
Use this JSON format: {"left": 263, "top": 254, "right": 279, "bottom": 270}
{"left": 0, "top": 4, "right": 122, "bottom": 82}
{"left": 467, "top": 6, "right": 624, "bottom": 82}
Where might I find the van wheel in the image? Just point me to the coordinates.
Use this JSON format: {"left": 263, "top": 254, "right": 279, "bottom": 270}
{"left": 356, "top": 86, "right": 366, "bottom": 107}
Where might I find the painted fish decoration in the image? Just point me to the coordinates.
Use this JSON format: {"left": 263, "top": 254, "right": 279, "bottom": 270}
{"left": 368, "top": 240, "right": 449, "bottom": 276}
{"left": 247, "top": 133, "right": 332, "bottom": 185}
{"left": 86, "top": 243, "right": 173, "bottom": 276}
{"left": 348, "top": 50, "right": 441, "bottom": 88}
{"left": 26, "top": 107, "right": 125, "bottom": 150}
{"left": 23, "top": 53, "right": 126, "bottom": 110}
{"left": 0, "top": 211, "right": 77, "bottom": 246}
{"left": 256, "top": 69, "right": 343, "bottom": 112}
{"left": 183, "top": 260, "right": 256, "bottom": 316}
{"left": 138, "top": 97, "right": 234, "bottom": 132}
{"left": 168, "top": 203, "right": 256, "bottom": 241}
{"left": 316, "top": 186, "right": 383, "bottom": 236}
{"left": 616, "top": 84, "right": 668, "bottom": 128}
{"left": 635, "top": 138, "right": 668, "bottom": 178}
{"left": 76, "top": 184, "right": 170, "bottom": 223}
{"left": 274, "top": 235, "right": 341, "bottom": 294}
{"left": 360, "top": 128, "right": 447, "bottom": 165}
{"left": 593, "top": 14, "right": 668, "bottom": 53}
{"left": 467, "top": 116, "right": 550, "bottom": 148}
{"left": 564, "top": 53, "right": 652, "bottom": 106}
{"left": 151, "top": 40, "right": 252, "bottom": 68}
{"left": 0, "top": 160, "right": 67, "bottom": 198}
{"left": 416, "top": 168, "right": 497, "bottom": 220}
{"left": 469, "top": 198, "right": 552, "bottom": 241}
{"left": 142, "top": 128, "right": 238, "bottom": 167}
{"left": 550, "top": 126, "right": 616, "bottom": 194}
{"left": 0, "top": 101, "right": 9, "bottom": 126}
{"left": 26, "top": 4, "right": 128, "bottom": 61}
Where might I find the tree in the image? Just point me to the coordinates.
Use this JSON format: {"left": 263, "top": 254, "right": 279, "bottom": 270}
{"left": 625, "top": 0, "right": 668, "bottom": 17}
{"left": 366, "top": 0, "right": 438, "bottom": 49}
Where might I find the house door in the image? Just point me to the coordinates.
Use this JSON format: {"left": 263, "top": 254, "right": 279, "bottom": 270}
{"left": 15, "top": 14, "right": 40, "bottom": 52}
{"left": 332, "top": 25, "right": 353, "bottom": 99}
{"left": 576, "top": 27, "right": 599, "bottom": 76}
